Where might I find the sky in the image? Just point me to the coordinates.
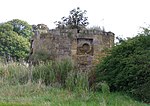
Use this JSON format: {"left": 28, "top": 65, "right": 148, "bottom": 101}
{"left": 1, "top": 0, "right": 150, "bottom": 38}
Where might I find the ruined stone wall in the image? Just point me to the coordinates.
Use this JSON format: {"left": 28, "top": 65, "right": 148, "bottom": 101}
{"left": 31, "top": 29, "right": 76, "bottom": 61}
{"left": 30, "top": 28, "right": 114, "bottom": 69}
{"left": 71, "top": 29, "right": 114, "bottom": 70}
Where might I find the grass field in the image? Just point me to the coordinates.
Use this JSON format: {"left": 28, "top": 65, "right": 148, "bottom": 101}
{"left": 0, "top": 83, "right": 149, "bottom": 106}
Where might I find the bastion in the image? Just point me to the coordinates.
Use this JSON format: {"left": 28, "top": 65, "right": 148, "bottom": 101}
{"left": 30, "top": 24, "right": 114, "bottom": 70}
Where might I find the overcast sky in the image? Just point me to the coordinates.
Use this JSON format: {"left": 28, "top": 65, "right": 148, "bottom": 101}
{"left": 1, "top": 0, "right": 150, "bottom": 38}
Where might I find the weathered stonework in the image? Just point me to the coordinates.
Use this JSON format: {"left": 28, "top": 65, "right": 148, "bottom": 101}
{"left": 30, "top": 25, "right": 114, "bottom": 70}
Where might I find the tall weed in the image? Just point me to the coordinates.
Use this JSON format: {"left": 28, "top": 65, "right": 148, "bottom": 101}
{"left": 0, "top": 62, "right": 29, "bottom": 85}
{"left": 32, "top": 59, "right": 74, "bottom": 87}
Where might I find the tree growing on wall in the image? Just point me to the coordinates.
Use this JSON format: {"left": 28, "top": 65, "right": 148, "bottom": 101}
{"left": 55, "top": 7, "right": 89, "bottom": 31}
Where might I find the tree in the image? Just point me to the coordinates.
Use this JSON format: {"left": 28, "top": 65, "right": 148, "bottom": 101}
{"left": 0, "top": 19, "right": 32, "bottom": 61}
{"left": 7, "top": 19, "right": 33, "bottom": 39}
{"left": 55, "top": 7, "right": 89, "bottom": 31}
{"left": 95, "top": 27, "right": 150, "bottom": 102}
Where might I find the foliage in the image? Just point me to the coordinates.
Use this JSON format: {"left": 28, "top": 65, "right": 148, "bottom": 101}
{"left": 0, "top": 62, "right": 29, "bottom": 85}
{"left": 0, "top": 31, "right": 30, "bottom": 60}
{"left": 29, "top": 50, "right": 50, "bottom": 64}
{"left": 7, "top": 19, "right": 33, "bottom": 39}
{"left": 0, "top": 59, "right": 90, "bottom": 91}
{"left": 0, "top": 61, "right": 149, "bottom": 106}
{"left": 101, "top": 82, "right": 110, "bottom": 105}
{"left": 55, "top": 7, "right": 89, "bottom": 30}
{"left": 0, "top": 19, "right": 32, "bottom": 60}
{"left": 32, "top": 60, "right": 74, "bottom": 87}
{"left": 32, "top": 61, "right": 90, "bottom": 91}
{"left": 66, "top": 70, "right": 89, "bottom": 91}
{"left": 95, "top": 27, "right": 150, "bottom": 102}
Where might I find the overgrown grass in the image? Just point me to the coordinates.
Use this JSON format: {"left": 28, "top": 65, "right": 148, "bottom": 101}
{"left": 0, "top": 60, "right": 149, "bottom": 106}
{"left": 0, "top": 85, "right": 148, "bottom": 106}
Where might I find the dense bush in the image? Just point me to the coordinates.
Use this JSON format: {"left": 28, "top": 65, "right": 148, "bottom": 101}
{"left": 95, "top": 28, "right": 150, "bottom": 102}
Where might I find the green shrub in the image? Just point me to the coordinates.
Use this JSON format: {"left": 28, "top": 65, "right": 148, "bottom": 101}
{"left": 95, "top": 28, "right": 150, "bottom": 102}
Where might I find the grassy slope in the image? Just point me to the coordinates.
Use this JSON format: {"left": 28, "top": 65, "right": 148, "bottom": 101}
{"left": 0, "top": 84, "right": 149, "bottom": 106}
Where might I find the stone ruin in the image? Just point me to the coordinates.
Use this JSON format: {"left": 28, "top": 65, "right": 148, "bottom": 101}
{"left": 30, "top": 24, "right": 114, "bottom": 70}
